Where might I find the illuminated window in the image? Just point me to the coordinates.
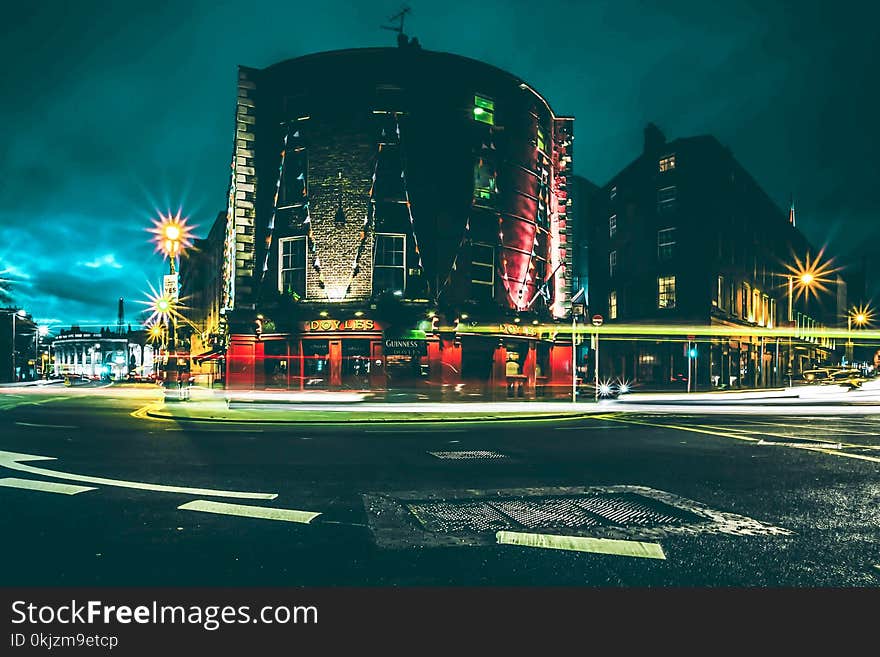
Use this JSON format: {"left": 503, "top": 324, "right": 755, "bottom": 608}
{"left": 610, "top": 185, "right": 617, "bottom": 201}
{"left": 714, "top": 275, "right": 723, "bottom": 308}
{"left": 373, "top": 233, "right": 406, "bottom": 296}
{"left": 278, "top": 237, "right": 306, "bottom": 299}
{"left": 473, "top": 95, "right": 495, "bottom": 125}
{"left": 658, "top": 276, "right": 676, "bottom": 309}
{"left": 769, "top": 299, "right": 776, "bottom": 328}
{"left": 609, "top": 214, "right": 617, "bottom": 238}
{"left": 742, "top": 283, "right": 750, "bottom": 319}
{"left": 474, "top": 157, "right": 497, "bottom": 202}
{"left": 470, "top": 242, "right": 494, "bottom": 299}
{"left": 609, "top": 291, "right": 618, "bottom": 320}
{"left": 537, "top": 127, "right": 546, "bottom": 152}
{"left": 659, "top": 154, "right": 676, "bottom": 172}
{"left": 609, "top": 250, "right": 617, "bottom": 278}
{"left": 657, "top": 227, "right": 676, "bottom": 261}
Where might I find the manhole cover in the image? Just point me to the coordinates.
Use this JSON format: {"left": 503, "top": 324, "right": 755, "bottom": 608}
{"left": 363, "top": 485, "right": 793, "bottom": 549}
{"left": 406, "top": 493, "right": 700, "bottom": 534}
{"left": 428, "top": 450, "right": 508, "bottom": 460}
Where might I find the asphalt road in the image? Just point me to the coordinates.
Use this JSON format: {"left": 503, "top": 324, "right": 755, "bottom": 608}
{"left": 1, "top": 384, "right": 879, "bottom": 587}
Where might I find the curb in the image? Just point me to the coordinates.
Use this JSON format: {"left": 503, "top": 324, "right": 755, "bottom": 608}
{"left": 143, "top": 408, "right": 605, "bottom": 425}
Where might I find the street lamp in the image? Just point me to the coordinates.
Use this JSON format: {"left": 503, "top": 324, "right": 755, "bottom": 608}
{"left": 7, "top": 308, "right": 27, "bottom": 382}
{"left": 570, "top": 287, "right": 585, "bottom": 403}
{"left": 847, "top": 305, "right": 872, "bottom": 366}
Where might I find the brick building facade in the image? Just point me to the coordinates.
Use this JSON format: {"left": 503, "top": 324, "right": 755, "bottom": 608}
{"left": 211, "top": 43, "right": 576, "bottom": 397}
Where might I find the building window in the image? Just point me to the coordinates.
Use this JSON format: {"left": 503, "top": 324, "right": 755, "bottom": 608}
{"left": 278, "top": 237, "right": 306, "bottom": 299}
{"left": 742, "top": 282, "right": 750, "bottom": 319}
{"left": 609, "top": 290, "right": 618, "bottom": 320}
{"left": 474, "top": 157, "right": 497, "bottom": 202}
{"left": 715, "top": 275, "right": 723, "bottom": 308}
{"left": 470, "top": 242, "right": 494, "bottom": 299}
{"left": 657, "top": 186, "right": 677, "bottom": 213}
{"left": 659, "top": 154, "right": 676, "bottom": 172}
{"left": 609, "top": 250, "right": 617, "bottom": 278}
{"left": 610, "top": 185, "right": 617, "bottom": 201}
{"left": 769, "top": 299, "right": 776, "bottom": 329}
{"left": 658, "top": 275, "right": 676, "bottom": 309}
{"left": 657, "top": 227, "right": 676, "bottom": 261}
{"left": 537, "top": 126, "right": 546, "bottom": 152}
{"left": 373, "top": 233, "right": 406, "bottom": 296}
{"left": 473, "top": 95, "right": 494, "bottom": 125}
{"left": 609, "top": 214, "right": 617, "bottom": 238}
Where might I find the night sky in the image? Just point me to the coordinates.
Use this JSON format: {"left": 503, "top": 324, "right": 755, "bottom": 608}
{"left": 2, "top": 0, "right": 877, "bottom": 330}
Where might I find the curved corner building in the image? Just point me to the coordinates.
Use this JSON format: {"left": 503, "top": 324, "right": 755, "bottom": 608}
{"left": 220, "top": 43, "right": 575, "bottom": 396}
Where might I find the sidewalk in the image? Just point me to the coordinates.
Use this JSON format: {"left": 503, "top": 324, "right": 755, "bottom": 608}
{"left": 145, "top": 397, "right": 606, "bottom": 424}
{"left": 0, "top": 379, "right": 65, "bottom": 388}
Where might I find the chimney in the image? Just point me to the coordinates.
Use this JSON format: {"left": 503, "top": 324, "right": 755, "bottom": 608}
{"left": 644, "top": 123, "right": 666, "bottom": 154}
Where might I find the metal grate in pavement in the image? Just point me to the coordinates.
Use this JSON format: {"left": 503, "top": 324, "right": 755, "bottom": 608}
{"left": 408, "top": 501, "right": 511, "bottom": 533}
{"left": 492, "top": 498, "right": 602, "bottom": 530}
{"left": 428, "top": 450, "right": 508, "bottom": 460}
{"left": 405, "top": 493, "right": 701, "bottom": 534}
{"left": 572, "top": 493, "right": 695, "bottom": 526}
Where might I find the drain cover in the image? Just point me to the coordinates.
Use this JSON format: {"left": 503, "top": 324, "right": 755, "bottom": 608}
{"left": 363, "top": 485, "right": 793, "bottom": 549}
{"left": 406, "top": 493, "right": 700, "bottom": 534}
{"left": 428, "top": 450, "right": 508, "bottom": 460}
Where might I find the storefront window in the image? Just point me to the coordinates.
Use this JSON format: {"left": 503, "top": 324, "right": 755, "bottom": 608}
{"left": 263, "top": 339, "right": 288, "bottom": 388}
{"left": 302, "top": 340, "right": 329, "bottom": 386}
{"left": 341, "top": 339, "right": 371, "bottom": 388}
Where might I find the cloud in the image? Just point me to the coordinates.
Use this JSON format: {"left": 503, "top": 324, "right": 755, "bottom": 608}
{"left": 78, "top": 254, "right": 124, "bottom": 269}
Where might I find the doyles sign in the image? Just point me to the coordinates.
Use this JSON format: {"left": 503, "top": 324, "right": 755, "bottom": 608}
{"left": 163, "top": 274, "right": 180, "bottom": 300}
{"left": 383, "top": 338, "right": 427, "bottom": 356}
{"left": 499, "top": 323, "right": 538, "bottom": 336}
{"left": 303, "top": 318, "right": 375, "bottom": 332}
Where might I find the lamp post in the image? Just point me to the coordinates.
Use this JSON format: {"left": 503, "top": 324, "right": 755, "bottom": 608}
{"left": 570, "top": 288, "right": 585, "bottom": 403}
{"left": 785, "top": 271, "right": 817, "bottom": 386}
{"left": 847, "top": 309, "right": 868, "bottom": 366}
{"left": 8, "top": 309, "right": 27, "bottom": 382}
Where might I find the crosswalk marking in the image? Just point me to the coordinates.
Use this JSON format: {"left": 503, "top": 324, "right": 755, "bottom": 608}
{"left": 0, "top": 477, "right": 95, "bottom": 495}
{"left": 496, "top": 530, "right": 667, "bottom": 559}
{"left": 178, "top": 499, "right": 321, "bottom": 524}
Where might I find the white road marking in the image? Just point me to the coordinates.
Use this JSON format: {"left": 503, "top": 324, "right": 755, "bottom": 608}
{"left": 15, "top": 421, "right": 78, "bottom": 429}
{"left": 0, "top": 450, "right": 278, "bottom": 500}
{"left": 0, "top": 477, "right": 95, "bottom": 495}
{"left": 178, "top": 500, "right": 320, "bottom": 524}
{"left": 554, "top": 425, "right": 627, "bottom": 431}
{"left": 496, "top": 530, "right": 666, "bottom": 559}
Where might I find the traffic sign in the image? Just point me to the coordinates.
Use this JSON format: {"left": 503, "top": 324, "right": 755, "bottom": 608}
{"left": 591, "top": 315, "right": 604, "bottom": 327}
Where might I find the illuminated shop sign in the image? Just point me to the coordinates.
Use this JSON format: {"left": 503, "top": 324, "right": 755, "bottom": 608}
{"left": 383, "top": 339, "right": 427, "bottom": 356}
{"left": 499, "top": 323, "right": 538, "bottom": 337}
{"left": 303, "top": 319, "right": 376, "bottom": 332}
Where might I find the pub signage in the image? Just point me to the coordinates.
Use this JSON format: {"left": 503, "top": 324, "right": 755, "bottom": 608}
{"left": 303, "top": 318, "right": 375, "bottom": 332}
{"left": 383, "top": 338, "right": 427, "bottom": 356}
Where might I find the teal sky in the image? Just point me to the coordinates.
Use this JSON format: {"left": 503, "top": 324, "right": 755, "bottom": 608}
{"left": 1, "top": 0, "right": 877, "bottom": 329}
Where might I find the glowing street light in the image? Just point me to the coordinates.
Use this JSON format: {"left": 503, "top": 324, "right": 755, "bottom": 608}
{"left": 149, "top": 210, "right": 194, "bottom": 276}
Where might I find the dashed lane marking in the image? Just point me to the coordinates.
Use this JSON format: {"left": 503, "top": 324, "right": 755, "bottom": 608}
{"left": 496, "top": 530, "right": 667, "bottom": 559}
{"left": 178, "top": 500, "right": 320, "bottom": 524}
{"left": 0, "top": 450, "right": 278, "bottom": 500}
{"left": 0, "top": 477, "right": 95, "bottom": 495}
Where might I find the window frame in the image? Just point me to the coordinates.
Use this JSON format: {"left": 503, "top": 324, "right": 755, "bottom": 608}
{"left": 278, "top": 236, "right": 307, "bottom": 298}
{"left": 658, "top": 275, "right": 676, "bottom": 309}
{"left": 657, "top": 227, "right": 676, "bottom": 261}
{"left": 609, "top": 250, "right": 617, "bottom": 278}
{"left": 609, "top": 214, "right": 617, "bottom": 238}
{"left": 609, "top": 290, "right": 618, "bottom": 320}
{"left": 373, "top": 232, "right": 407, "bottom": 296}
